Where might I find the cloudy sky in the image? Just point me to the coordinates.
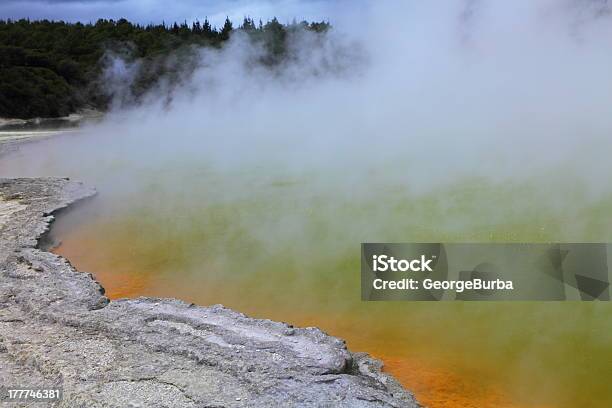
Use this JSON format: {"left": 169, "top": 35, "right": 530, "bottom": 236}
{"left": 0, "top": 0, "right": 352, "bottom": 26}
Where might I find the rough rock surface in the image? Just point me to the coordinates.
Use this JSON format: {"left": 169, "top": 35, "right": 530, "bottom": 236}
{"left": 0, "top": 177, "right": 420, "bottom": 407}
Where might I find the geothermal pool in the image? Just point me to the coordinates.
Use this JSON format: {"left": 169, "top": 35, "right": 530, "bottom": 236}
{"left": 2, "top": 131, "right": 611, "bottom": 407}
{"left": 47, "top": 170, "right": 611, "bottom": 408}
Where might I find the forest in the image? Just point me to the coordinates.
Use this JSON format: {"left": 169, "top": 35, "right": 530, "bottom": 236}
{"left": 0, "top": 17, "right": 330, "bottom": 119}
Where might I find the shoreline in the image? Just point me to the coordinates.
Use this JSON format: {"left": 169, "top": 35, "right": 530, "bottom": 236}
{"left": 0, "top": 177, "right": 420, "bottom": 407}
{"left": 0, "top": 110, "right": 103, "bottom": 129}
{"left": 0, "top": 111, "right": 103, "bottom": 158}
{"left": 0, "top": 128, "right": 71, "bottom": 160}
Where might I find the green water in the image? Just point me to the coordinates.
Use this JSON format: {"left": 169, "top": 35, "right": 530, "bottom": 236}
{"left": 50, "top": 168, "right": 612, "bottom": 407}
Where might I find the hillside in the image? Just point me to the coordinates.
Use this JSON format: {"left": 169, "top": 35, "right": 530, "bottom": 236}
{"left": 0, "top": 17, "right": 330, "bottom": 119}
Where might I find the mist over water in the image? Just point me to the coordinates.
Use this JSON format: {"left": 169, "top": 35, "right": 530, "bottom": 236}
{"left": 2, "top": 1, "right": 612, "bottom": 406}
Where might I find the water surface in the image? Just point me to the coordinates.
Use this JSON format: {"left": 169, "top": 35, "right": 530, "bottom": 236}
{"left": 2, "top": 134, "right": 610, "bottom": 407}
{"left": 49, "top": 172, "right": 612, "bottom": 408}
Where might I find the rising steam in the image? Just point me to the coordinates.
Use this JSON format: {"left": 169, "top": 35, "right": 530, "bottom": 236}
{"left": 4, "top": 1, "right": 612, "bottom": 199}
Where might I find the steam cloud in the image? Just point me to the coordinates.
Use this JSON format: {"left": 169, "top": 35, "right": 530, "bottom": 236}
{"left": 3, "top": 0, "right": 612, "bottom": 281}
{"left": 5, "top": 1, "right": 612, "bottom": 197}
{"left": 4, "top": 0, "right": 612, "bottom": 257}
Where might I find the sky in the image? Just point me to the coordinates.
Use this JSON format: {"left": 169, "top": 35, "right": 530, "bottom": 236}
{"left": 0, "top": 0, "right": 350, "bottom": 26}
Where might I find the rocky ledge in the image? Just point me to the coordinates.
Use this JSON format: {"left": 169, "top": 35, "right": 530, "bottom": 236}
{"left": 0, "top": 177, "right": 420, "bottom": 407}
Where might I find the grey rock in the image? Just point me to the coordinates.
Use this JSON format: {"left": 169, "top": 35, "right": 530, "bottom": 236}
{"left": 0, "top": 177, "right": 420, "bottom": 407}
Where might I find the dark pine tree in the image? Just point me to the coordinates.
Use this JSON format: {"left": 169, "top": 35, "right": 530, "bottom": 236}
{"left": 202, "top": 18, "right": 214, "bottom": 38}
{"left": 219, "top": 17, "right": 233, "bottom": 40}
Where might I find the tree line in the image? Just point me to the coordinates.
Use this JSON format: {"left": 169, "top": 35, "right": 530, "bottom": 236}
{"left": 0, "top": 17, "right": 330, "bottom": 119}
